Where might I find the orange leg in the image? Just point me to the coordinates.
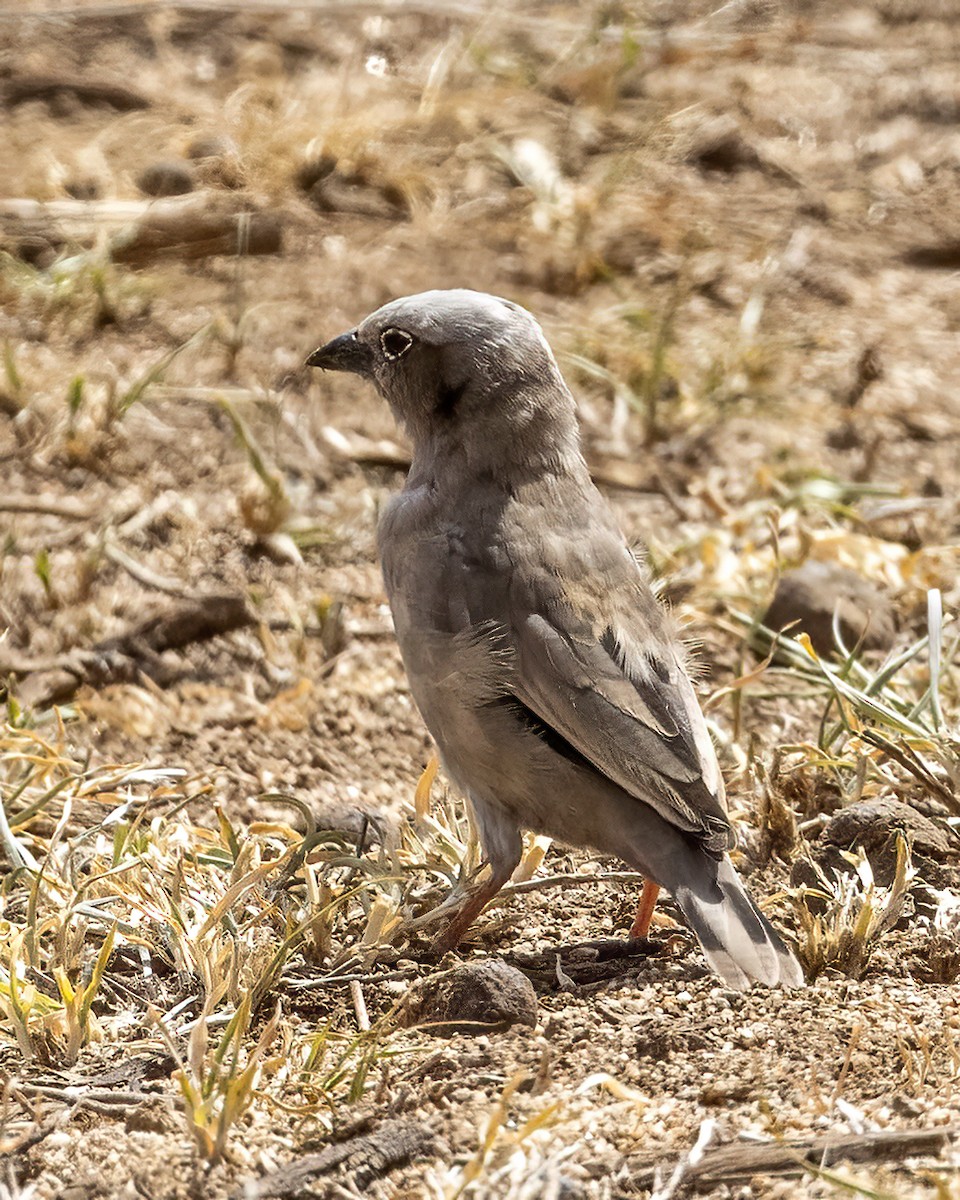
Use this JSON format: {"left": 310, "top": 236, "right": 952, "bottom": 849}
{"left": 630, "top": 880, "right": 661, "bottom": 939}
{"left": 430, "top": 864, "right": 515, "bottom": 956}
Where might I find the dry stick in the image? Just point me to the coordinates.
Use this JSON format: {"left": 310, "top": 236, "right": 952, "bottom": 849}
{"left": 10, "top": 1083, "right": 155, "bottom": 1105}
{"left": 3, "top": 593, "right": 256, "bottom": 707}
{"left": 284, "top": 967, "right": 416, "bottom": 991}
{"left": 0, "top": 496, "right": 97, "bottom": 520}
{"left": 115, "top": 490, "right": 184, "bottom": 539}
{"left": 501, "top": 870, "right": 646, "bottom": 897}
{"left": 628, "top": 1126, "right": 959, "bottom": 1192}
{"left": 859, "top": 728, "right": 960, "bottom": 816}
{"left": 1, "top": 1110, "right": 64, "bottom": 1156}
{"left": 230, "top": 1117, "right": 438, "bottom": 1200}
{"left": 103, "top": 540, "right": 193, "bottom": 598}
{"left": 0, "top": 195, "right": 282, "bottom": 265}
{"left": 111, "top": 205, "right": 282, "bottom": 265}
{"left": 0, "top": 649, "right": 66, "bottom": 674}
{"left": 0, "top": 199, "right": 161, "bottom": 220}
{"left": 322, "top": 428, "right": 674, "bottom": 496}
{"left": 0, "top": 1, "right": 582, "bottom": 29}
{"left": 349, "top": 980, "right": 370, "bottom": 1032}
{"left": 1, "top": 75, "right": 149, "bottom": 111}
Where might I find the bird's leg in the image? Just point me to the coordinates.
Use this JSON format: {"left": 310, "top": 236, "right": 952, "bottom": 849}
{"left": 430, "top": 858, "right": 516, "bottom": 956}
{"left": 630, "top": 879, "right": 661, "bottom": 939}
{"left": 427, "top": 804, "right": 522, "bottom": 956}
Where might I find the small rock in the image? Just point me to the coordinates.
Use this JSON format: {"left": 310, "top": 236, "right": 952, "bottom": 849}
{"left": 599, "top": 223, "right": 662, "bottom": 274}
{"left": 136, "top": 160, "right": 195, "bottom": 197}
{"left": 683, "top": 117, "right": 766, "bottom": 175}
{"left": 124, "top": 1097, "right": 176, "bottom": 1134}
{"left": 793, "top": 798, "right": 959, "bottom": 902}
{"left": 635, "top": 1020, "right": 677, "bottom": 1060}
{"left": 823, "top": 798, "right": 956, "bottom": 863}
{"left": 826, "top": 421, "right": 862, "bottom": 451}
{"left": 699, "top": 1076, "right": 754, "bottom": 1104}
{"left": 187, "top": 134, "right": 245, "bottom": 189}
{"left": 690, "top": 127, "right": 763, "bottom": 174}
{"left": 64, "top": 176, "right": 102, "bottom": 200}
{"left": 12, "top": 225, "right": 64, "bottom": 266}
{"left": 554, "top": 1179, "right": 587, "bottom": 1199}
{"left": 762, "top": 561, "right": 897, "bottom": 655}
{"left": 902, "top": 240, "right": 960, "bottom": 270}
{"left": 397, "top": 960, "right": 538, "bottom": 1035}
{"left": 186, "top": 132, "right": 235, "bottom": 160}
{"left": 295, "top": 154, "right": 338, "bottom": 192}
{"left": 821, "top": 797, "right": 958, "bottom": 888}
{"left": 635, "top": 1017, "right": 707, "bottom": 1060}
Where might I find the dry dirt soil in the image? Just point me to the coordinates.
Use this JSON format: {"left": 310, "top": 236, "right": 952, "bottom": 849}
{"left": 2, "top": 1, "right": 960, "bottom": 1198}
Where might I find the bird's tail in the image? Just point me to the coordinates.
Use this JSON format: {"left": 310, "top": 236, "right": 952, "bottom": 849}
{"left": 673, "top": 856, "right": 804, "bottom": 989}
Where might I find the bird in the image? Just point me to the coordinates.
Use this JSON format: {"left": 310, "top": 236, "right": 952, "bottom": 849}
{"left": 306, "top": 288, "right": 803, "bottom": 989}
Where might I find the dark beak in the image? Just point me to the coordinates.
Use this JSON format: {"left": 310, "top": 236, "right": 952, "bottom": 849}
{"left": 305, "top": 330, "right": 374, "bottom": 376}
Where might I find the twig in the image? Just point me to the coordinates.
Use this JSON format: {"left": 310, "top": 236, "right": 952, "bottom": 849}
{"left": 500, "top": 870, "right": 646, "bottom": 897}
{"left": 628, "top": 1126, "right": 959, "bottom": 1192}
{"left": 103, "top": 540, "right": 193, "bottom": 597}
{"left": 111, "top": 202, "right": 282, "bottom": 264}
{"left": 858, "top": 729, "right": 960, "bottom": 815}
{"left": 349, "top": 980, "right": 370, "bottom": 1032}
{"left": 3, "top": 593, "right": 255, "bottom": 707}
{"left": 115, "top": 490, "right": 183, "bottom": 539}
{"left": 0, "top": 495, "right": 97, "bottom": 520}
{"left": 0, "top": 1111, "right": 64, "bottom": 1156}
{"left": 9, "top": 1083, "right": 157, "bottom": 1105}
{"left": 320, "top": 424, "right": 684, "bottom": 498}
{"left": 0, "top": 1, "right": 583, "bottom": 30}
{"left": 283, "top": 967, "right": 416, "bottom": 991}
{"left": 75, "top": 1099, "right": 156, "bottom": 1117}
{"left": 0, "top": 194, "right": 282, "bottom": 263}
{"left": 1, "top": 74, "right": 149, "bottom": 111}
{"left": 230, "top": 1117, "right": 439, "bottom": 1199}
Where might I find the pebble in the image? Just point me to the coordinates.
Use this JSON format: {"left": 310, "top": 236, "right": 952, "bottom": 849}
{"left": 396, "top": 960, "right": 538, "bottom": 1035}
{"left": 136, "top": 160, "right": 195, "bottom": 197}
{"left": 762, "top": 560, "right": 896, "bottom": 654}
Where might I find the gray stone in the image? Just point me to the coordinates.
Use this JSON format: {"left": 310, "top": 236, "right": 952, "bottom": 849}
{"left": 762, "top": 561, "right": 897, "bottom": 655}
{"left": 136, "top": 160, "right": 195, "bottom": 197}
{"left": 186, "top": 133, "right": 235, "bottom": 160}
{"left": 793, "top": 798, "right": 959, "bottom": 898}
{"left": 397, "top": 960, "right": 538, "bottom": 1035}
{"left": 823, "top": 798, "right": 957, "bottom": 880}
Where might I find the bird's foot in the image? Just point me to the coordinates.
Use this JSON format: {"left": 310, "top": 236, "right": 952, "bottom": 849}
{"left": 429, "top": 883, "right": 502, "bottom": 957}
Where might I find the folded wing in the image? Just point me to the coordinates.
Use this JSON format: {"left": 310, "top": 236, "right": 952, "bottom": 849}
{"left": 510, "top": 603, "right": 734, "bottom": 855}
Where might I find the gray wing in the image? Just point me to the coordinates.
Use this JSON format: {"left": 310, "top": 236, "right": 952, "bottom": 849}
{"left": 505, "top": 567, "right": 734, "bottom": 855}
{"left": 382, "top": 482, "right": 732, "bottom": 853}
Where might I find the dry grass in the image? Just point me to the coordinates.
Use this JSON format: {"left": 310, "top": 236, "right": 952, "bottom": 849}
{"left": 0, "top": 706, "right": 568, "bottom": 1164}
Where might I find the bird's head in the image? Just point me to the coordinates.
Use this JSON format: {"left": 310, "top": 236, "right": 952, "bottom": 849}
{"left": 306, "top": 289, "right": 579, "bottom": 467}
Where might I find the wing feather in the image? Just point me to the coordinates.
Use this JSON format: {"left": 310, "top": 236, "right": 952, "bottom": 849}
{"left": 511, "top": 608, "right": 733, "bottom": 852}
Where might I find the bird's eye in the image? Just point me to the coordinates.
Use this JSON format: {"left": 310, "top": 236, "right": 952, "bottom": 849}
{"left": 380, "top": 327, "right": 414, "bottom": 361}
